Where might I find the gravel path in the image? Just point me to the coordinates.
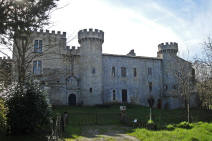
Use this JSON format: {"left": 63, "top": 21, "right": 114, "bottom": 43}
{"left": 73, "top": 125, "right": 139, "bottom": 141}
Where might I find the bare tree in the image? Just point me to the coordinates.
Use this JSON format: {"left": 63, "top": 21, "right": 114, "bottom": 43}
{"left": 167, "top": 55, "right": 195, "bottom": 122}
{"left": 194, "top": 37, "right": 212, "bottom": 109}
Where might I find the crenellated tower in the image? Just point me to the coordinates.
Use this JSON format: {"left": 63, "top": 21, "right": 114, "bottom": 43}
{"left": 157, "top": 42, "right": 179, "bottom": 102}
{"left": 157, "top": 42, "right": 178, "bottom": 58}
{"left": 78, "top": 28, "right": 104, "bottom": 105}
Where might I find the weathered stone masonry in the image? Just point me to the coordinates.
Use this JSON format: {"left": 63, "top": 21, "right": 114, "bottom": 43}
{"left": 23, "top": 28, "right": 198, "bottom": 109}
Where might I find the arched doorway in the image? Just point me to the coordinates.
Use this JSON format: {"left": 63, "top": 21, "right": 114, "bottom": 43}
{"left": 68, "top": 94, "right": 76, "bottom": 106}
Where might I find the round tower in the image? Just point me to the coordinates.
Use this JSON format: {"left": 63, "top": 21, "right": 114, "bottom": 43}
{"left": 157, "top": 42, "right": 178, "bottom": 58}
{"left": 78, "top": 28, "right": 104, "bottom": 105}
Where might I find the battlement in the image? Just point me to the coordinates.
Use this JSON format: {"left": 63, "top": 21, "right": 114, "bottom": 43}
{"left": 158, "top": 42, "right": 178, "bottom": 55}
{"left": 33, "top": 29, "right": 66, "bottom": 37}
{"left": 158, "top": 42, "right": 178, "bottom": 50}
{"left": 78, "top": 28, "right": 104, "bottom": 43}
{"left": 0, "top": 56, "right": 12, "bottom": 61}
{"left": 67, "top": 46, "right": 80, "bottom": 55}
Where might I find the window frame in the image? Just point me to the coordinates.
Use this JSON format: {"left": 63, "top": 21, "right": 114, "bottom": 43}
{"left": 112, "top": 90, "right": 116, "bottom": 101}
{"left": 133, "top": 68, "right": 137, "bottom": 77}
{"left": 89, "top": 88, "right": 93, "bottom": 93}
{"left": 121, "top": 67, "right": 127, "bottom": 77}
{"left": 112, "top": 66, "right": 115, "bottom": 77}
{"left": 148, "top": 67, "right": 152, "bottom": 75}
{"left": 33, "top": 60, "right": 42, "bottom": 75}
{"left": 34, "top": 40, "right": 42, "bottom": 53}
{"left": 149, "top": 82, "right": 152, "bottom": 92}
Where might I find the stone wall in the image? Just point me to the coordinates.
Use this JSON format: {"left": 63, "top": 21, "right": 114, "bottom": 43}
{"left": 102, "top": 54, "right": 163, "bottom": 107}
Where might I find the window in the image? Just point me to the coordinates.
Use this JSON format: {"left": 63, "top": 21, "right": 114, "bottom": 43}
{"left": 112, "top": 90, "right": 116, "bottom": 100}
{"left": 173, "top": 84, "right": 177, "bottom": 89}
{"left": 164, "top": 84, "right": 168, "bottom": 91}
{"left": 122, "top": 89, "right": 127, "bottom": 102}
{"left": 92, "top": 68, "right": 95, "bottom": 74}
{"left": 148, "top": 67, "right": 152, "bottom": 75}
{"left": 149, "top": 82, "right": 152, "bottom": 92}
{"left": 34, "top": 40, "right": 42, "bottom": 52}
{"left": 121, "top": 67, "right": 127, "bottom": 77}
{"left": 33, "top": 60, "right": 42, "bottom": 75}
{"left": 112, "top": 67, "right": 115, "bottom": 77}
{"left": 90, "top": 88, "right": 93, "bottom": 93}
{"left": 133, "top": 68, "right": 137, "bottom": 77}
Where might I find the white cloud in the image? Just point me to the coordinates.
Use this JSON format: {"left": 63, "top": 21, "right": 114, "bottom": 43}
{"left": 49, "top": 0, "right": 184, "bottom": 57}
{"left": 1, "top": 0, "right": 211, "bottom": 59}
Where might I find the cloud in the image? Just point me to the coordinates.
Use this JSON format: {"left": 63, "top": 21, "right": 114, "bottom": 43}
{"left": 49, "top": 0, "right": 184, "bottom": 57}
{"left": 1, "top": 0, "right": 211, "bottom": 59}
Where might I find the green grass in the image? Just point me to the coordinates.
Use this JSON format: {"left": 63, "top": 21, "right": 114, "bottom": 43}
{"left": 53, "top": 105, "right": 212, "bottom": 140}
{"left": 129, "top": 122, "right": 212, "bottom": 141}
{"left": 1, "top": 104, "right": 211, "bottom": 141}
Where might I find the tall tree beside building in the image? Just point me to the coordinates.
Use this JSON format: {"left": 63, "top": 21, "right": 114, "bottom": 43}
{"left": 0, "top": 0, "right": 59, "bottom": 83}
{"left": 194, "top": 37, "right": 212, "bottom": 108}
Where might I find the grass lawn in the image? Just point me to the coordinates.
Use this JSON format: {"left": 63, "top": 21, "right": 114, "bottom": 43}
{"left": 54, "top": 105, "right": 212, "bottom": 141}
{"left": 129, "top": 122, "right": 212, "bottom": 141}
{"left": 0, "top": 105, "right": 211, "bottom": 141}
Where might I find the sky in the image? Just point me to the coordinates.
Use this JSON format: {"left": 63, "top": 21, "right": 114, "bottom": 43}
{"left": 1, "top": 0, "right": 212, "bottom": 60}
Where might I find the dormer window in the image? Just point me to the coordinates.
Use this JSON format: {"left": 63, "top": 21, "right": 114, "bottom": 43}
{"left": 34, "top": 40, "right": 42, "bottom": 52}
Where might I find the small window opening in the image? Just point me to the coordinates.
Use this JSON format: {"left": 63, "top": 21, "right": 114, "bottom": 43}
{"left": 134, "top": 68, "right": 137, "bottom": 77}
{"left": 148, "top": 67, "right": 152, "bottom": 75}
{"left": 121, "top": 67, "right": 127, "bottom": 77}
{"left": 92, "top": 68, "right": 95, "bottom": 74}
{"left": 164, "top": 84, "right": 168, "bottom": 91}
{"left": 90, "top": 88, "right": 93, "bottom": 93}
{"left": 112, "top": 90, "right": 116, "bottom": 100}
{"left": 149, "top": 82, "right": 152, "bottom": 92}
{"left": 112, "top": 67, "right": 115, "bottom": 77}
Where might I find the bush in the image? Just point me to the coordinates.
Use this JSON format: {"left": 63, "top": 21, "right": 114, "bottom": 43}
{"left": 176, "top": 121, "right": 193, "bottom": 129}
{"left": 5, "top": 81, "right": 51, "bottom": 134}
{"left": 0, "top": 98, "right": 7, "bottom": 132}
{"left": 166, "top": 124, "right": 175, "bottom": 130}
{"left": 147, "top": 120, "right": 154, "bottom": 124}
{"left": 147, "top": 120, "right": 157, "bottom": 130}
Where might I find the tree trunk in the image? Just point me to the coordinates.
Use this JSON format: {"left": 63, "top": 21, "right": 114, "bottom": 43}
{"left": 187, "top": 103, "right": 190, "bottom": 123}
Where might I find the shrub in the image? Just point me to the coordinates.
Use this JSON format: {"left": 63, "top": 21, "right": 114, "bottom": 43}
{"left": 0, "top": 98, "right": 7, "bottom": 132}
{"left": 176, "top": 121, "right": 193, "bottom": 129}
{"left": 5, "top": 81, "right": 52, "bottom": 134}
{"left": 147, "top": 120, "right": 154, "bottom": 124}
{"left": 166, "top": 124, "right": 175, "bottom": 130}
{"left": 147, "top": 120, "right": 157, "bottom": 130}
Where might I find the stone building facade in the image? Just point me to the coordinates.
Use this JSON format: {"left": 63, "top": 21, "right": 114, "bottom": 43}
{"left": 23, "top": 28, "right": 197, "bottom": 109}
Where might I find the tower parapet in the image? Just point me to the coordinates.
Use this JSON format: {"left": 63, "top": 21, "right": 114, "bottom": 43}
{"left": 157, "top": 42, "right": 178, "bottom": 57}
{"left": 78, "top": 28, "right": 104, "bottom": 44}
{"left": 0, "top": 56, "right": 11, "bottom": 61}
{"left": 69, "top": 46, "right": 80, "bottom": 55}
{"left": 33, "top": 29, "right": 66, "bottom": 38}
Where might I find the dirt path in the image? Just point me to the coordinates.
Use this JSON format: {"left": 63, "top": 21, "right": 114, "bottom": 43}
{"left": 73, "top": 125, "right": 139, "bottom": 141}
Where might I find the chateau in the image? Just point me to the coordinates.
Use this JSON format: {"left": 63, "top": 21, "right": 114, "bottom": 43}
{"left": 18, "top": 28, "right": 198, "bottom": 109}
